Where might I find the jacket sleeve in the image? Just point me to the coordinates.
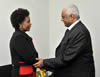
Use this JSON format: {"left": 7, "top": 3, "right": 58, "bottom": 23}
{"left": 43, "top": 33, "right": 87, "bottom": 70}
{"left": 43, "top": 56, "right": 66, "bottom": 70}
{"left": 14, "top": 35, "right": 38, "bottom": 64}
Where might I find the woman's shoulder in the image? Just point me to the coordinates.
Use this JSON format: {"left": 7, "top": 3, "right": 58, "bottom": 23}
{"left": 13, "top": 30, "right": 31, "bottom": 41}
{"left": 13, "top": 31, "right": 24, "bottom": 38}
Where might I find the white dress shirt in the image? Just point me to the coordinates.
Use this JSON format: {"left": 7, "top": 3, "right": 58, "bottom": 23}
{"left": 67, "top": 19, "right": 80, "bottom": 31}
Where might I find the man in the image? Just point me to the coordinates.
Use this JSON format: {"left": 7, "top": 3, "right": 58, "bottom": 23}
{"left": 34, "top": 4, "right": 95, "bottom": 77}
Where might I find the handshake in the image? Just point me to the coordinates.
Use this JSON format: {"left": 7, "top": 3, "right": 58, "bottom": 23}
{"left": 33, "top": 58, "right": 44, "bottom": 68}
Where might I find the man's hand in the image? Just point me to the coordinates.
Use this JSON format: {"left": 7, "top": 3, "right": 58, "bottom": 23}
{"left": 33, "top": 58, "right": 43, "bottom": 68}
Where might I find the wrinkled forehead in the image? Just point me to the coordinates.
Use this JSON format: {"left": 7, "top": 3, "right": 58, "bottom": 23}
{"left": 61, "top": 8, "right": 67, "bottom": 16}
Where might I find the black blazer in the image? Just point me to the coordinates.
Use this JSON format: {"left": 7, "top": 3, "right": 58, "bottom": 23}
{"left": 43, "top": 21, "right": 95, "bottom": 77}
{"left": 10, "top": 29, "right": 38, "bottom": 76}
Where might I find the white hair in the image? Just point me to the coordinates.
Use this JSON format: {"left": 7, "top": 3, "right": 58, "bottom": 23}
{"left": 66, "top": 4, "right": 80, "bottom": 19}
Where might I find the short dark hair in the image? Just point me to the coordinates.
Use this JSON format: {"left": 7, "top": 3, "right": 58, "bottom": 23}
{"left": 10, "top": 8, "right": 29, "bottom": 29}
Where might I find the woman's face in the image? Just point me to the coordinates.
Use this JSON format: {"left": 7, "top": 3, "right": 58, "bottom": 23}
{"left": 19, "top": 16, "right": 32, "bottom": 32}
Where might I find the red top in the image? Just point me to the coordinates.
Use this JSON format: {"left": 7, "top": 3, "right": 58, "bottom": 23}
{"left": 18, "top": 61, "right": 36, "bottom": 77}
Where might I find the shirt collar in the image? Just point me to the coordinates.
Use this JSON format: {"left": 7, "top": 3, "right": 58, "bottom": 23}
{"left": 67, "top": 19, "right": 80, "bottom": 31}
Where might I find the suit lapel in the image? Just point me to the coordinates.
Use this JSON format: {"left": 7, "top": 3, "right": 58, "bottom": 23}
{"left": 56, "top": 21, "right": 82, "bottom": 54}
{"left": 56, "top": 29, "right": 69, "bottom": 55}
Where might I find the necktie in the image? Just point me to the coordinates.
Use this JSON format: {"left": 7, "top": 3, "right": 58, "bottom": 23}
{"left": 66, "top": 29, "right": 69, "bottom": 33}
{"left": 60, "top": 29, "right": 69, "bottom": 45}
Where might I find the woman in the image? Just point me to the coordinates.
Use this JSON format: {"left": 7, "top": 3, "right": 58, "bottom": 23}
{"left": 10, "top": 8, "right": 38, "bottom": 77}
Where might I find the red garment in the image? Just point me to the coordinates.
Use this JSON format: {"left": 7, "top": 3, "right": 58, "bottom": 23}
{"left": 18, "top": 61, "right": 36, "bottom": 77}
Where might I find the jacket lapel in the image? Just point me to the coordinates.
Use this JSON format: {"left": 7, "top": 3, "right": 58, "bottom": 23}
{"left": 56, "top": 21, "right": 82, "bottom": 54}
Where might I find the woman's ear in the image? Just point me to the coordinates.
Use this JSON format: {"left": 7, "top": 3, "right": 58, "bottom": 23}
{"left": 19, "top": 23, "right": 23, "bottom": 30}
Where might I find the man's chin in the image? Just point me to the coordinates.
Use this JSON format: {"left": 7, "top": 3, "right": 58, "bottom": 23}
{"left": 27, "top": 26, "right": 31, "bottom": 30}
{"left": 65, "top": 24, "right": 70, "bottom": 27}
{"left": 64, "top": 25, "right": 67, "bottom": 27}
{"left": 65, "top": 25, "right": 69, "bottom": 27}
{"left": 27, "top": 29, "right": 30, "bottom": 31}
{"left": 25, "top": 28, "right": 30, "bottom": 32}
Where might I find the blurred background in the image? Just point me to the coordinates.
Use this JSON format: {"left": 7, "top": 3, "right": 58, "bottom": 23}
{"left": 0, "top": 0, "right": 99, "bottom": 77}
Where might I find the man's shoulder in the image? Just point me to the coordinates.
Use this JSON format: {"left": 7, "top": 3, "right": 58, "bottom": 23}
{"left": 72, "top": 21, "right": 89, "bottom": 34}
{"left": 69, "top": 21, "right": 90, "bottom": 39}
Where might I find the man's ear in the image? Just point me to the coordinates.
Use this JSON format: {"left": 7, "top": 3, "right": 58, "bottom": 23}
{"left": 71, "top": 14, "right": 75, "bottom": 20}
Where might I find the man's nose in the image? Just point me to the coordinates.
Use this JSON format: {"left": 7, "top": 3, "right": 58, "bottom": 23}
{"left": 61, "top": 18, "right": 63, "bottom": 21}
{"left": 30, "top": 23, "right": 32, "bottom": 26}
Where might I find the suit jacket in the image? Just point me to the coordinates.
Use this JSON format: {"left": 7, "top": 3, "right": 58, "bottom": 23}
{"left": 43, "top": 21, "right": 95, "bottom": 77}
{"left": 10, "top": 29, "right": 38, "bottom": 76}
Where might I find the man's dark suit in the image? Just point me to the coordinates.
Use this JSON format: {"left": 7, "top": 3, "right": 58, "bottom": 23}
{"left": 10, "top": 29, "right": 38, "bottom": 77}
{"left": 43, "top": 21, "right": 95, "bottom": 77}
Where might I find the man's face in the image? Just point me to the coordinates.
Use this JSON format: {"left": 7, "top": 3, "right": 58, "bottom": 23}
{"left": 61, "top": 8, "right": 73, "bottom": 27}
